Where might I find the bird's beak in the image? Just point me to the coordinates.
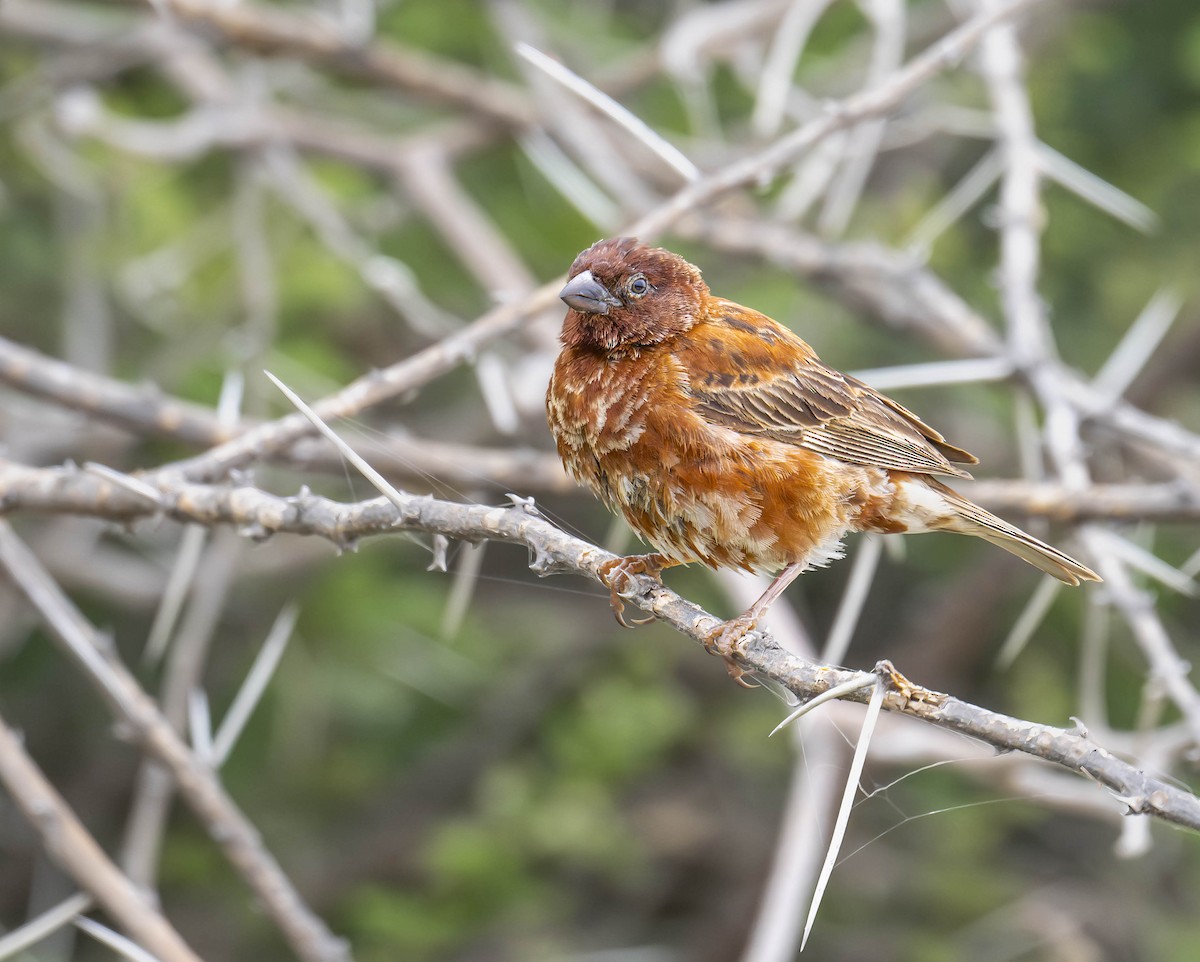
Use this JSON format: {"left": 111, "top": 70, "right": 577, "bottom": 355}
{"left": 559, "top": 270, "right": 621, "bottom": 315}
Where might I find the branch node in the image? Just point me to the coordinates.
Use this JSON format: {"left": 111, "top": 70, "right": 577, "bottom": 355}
{"left": 428, "top": 533, "right": 450, "bottom": 572}
{"left": 506, "top": 492, "right": 539, "bottom": 515}
{"left": 875, "top": 659, "right": 946, "bottom": 709}
{"left": 83, "top": 462, "right": 166, "bottom": 508}
{"left": 527, "top": 544, "right": 572, "bottom": 577}
{"left": 237, "top": 521, "right": 275, "bottom": 543}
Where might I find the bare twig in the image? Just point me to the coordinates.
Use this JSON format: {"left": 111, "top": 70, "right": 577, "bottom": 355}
{"left": 977, "top": 0, "right": 1200, "bottom": 746}
{"left": 7, "top": 459, "right": 1200, "bottom": 546}
{"left": 211, "top": 602, "right": 298, "bottom": 766}
{"left": 121, "top": 527, "right": 243, "bottom": 890}
{"left": 0, "top": 339, "right": 572, "bottom": 491}
{"left": 144, "top": 0, "right": 535, "bottom": 128}
{"left": 516, "top": 43, "right": 700, "bottom": 184}
{"left": 0, "top": 892, "right": 92, "bottom": 960}
{"left": 0, "top": 521, "right": 352, "bottom": 962}
{"left": 631, "top": 0, "right": 1047, "bottom": 239}
{"left": 0, "top": 712, "right": 202, "bottom": 962}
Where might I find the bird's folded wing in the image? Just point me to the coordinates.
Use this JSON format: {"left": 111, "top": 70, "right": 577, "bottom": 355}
{"left": 683, "top": 314, "right": 977, "bottom": 479}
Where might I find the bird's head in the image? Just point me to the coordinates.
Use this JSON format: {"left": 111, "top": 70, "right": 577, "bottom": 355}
{"left": 558, "top": 237, "right": 709, "bottom": 352}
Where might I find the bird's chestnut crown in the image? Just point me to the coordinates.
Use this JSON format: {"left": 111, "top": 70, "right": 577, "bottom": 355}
{"left": 558, "top": 237, "right": 709, "bottom": 352}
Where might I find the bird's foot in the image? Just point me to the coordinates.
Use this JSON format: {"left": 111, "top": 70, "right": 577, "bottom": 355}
{"left": 598, "top": 553, "right": 671, "bottom": 628}
{"left": 702, "top": 615, "right": 761, "bottom": 689}
{"left": 875, "top": 659, "right": 944, "bottom": 709}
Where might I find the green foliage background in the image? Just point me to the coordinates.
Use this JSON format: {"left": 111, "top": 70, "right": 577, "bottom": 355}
{"left": 2, "top": 1, "right": 1199, "bottom": 960}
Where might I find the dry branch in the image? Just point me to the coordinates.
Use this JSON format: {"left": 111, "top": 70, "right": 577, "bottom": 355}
{"left": 143, "top": 0, "right": 534, "bottom": 128}
{"left": 0, "top": 714, "right": 202, "bottom": 962}
{"left": 1, "top": 463, "right": 1196, "bottom": 832}
{"left": 0, "top": 521, "right": 351, "bottom": 962}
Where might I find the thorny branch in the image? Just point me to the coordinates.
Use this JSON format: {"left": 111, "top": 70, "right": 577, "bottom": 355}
{"left": 2, "top": 464, "right": 1198, "bottom": 833}
{"left": 0, "top": 712, "right": 202, "bottom": 962}
{"left": 0, "top": 521, "right": 351, "bottom": 962}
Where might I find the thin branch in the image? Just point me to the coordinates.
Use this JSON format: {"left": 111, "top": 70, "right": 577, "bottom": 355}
{"left": 1092, "top": 288, "right": 1184, "bottom": 403}
{"left": 0, "top": 521, "right": 352, "bottom": 962}
{"left": 1, "top": 467, "right": 1195, "bottom": 830}
{"left": 515, "top": 43, "right": 700, "bottom": 184}
{"left": 0, "top": 711, "right": 202, "bottom": 962}
{"left": 996, "top": 575, "right": 1062, "bottom": 668}
{"left": 0, "top": 892, "right": 92, "bottom": 961}
{"left": 142, "top": 524, "right": 208, "bottom": 666}
{"left": 144, "top": 0, "right": 535, "bottom": 129}
{"left": 685, "top": 216, "right": 1200, "bottom": 466}
{"left": 75, "top": 916, "right": 169, "bottom": 962}
{"left": 397, "top": 145, "right": 539, "bottom": 298}
{"left": 905, "top": 146, "right": 1004, "bottom": 251}
{"left": 0, "top": 337, "right": 572, "bottom": 492}
{"left": 739, "top": 714, "right": 847, "bottom": 962}
{"left": 819, "top": 534, "right": 881, "bottom": 665}
{"left": 6, "top": 460, "right": 1200, "bottom": 545}
{"left": 121, "top": 527, "right": 243, "bottom": 890}
{"left": 751, "top": 0, "right": 832, "bottom": 138}
{"left": 1082, "top": 534, "right": 1200, "bottom": 741}
{"left": 0, "top": 335, "right": 236, "bottom": 447}
{"left": 818, "top": 0, "right": 906, "bottom": 235}
{"left": 962, "top": 479, "right": 1200, "bottom": 523}
{"left": 211, "top": 602, "right": 298, "bottom": 766}
{"left": 630, "top": 0, "right": 1047, "bottom": 239}
{"left": 1037, "top": 142, "right": 1158, "bottom": 234}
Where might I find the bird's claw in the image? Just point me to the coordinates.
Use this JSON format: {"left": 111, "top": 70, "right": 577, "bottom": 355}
{"left": 703, "top": 616, "right": 761, "bottom": 688}
{"left": 875, "top": 659, "right": 944, "bottom": 708}
{"left": 614, "top": 606, "right": 656, "bottom": 629}
{"left": 598, "top": 553, "right": 669, "bottom": 628}
{"left": 598, "top": 554, "right": 762, "bottom": 688}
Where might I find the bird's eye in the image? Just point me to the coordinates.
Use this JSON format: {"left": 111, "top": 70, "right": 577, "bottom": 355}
{"left": 627, "top": 275, "right": 650, "bottom": 298}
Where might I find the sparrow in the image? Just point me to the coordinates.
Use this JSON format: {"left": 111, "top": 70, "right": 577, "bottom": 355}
{"left": 546, "top": 237, "right": 1100, "bottom": 680}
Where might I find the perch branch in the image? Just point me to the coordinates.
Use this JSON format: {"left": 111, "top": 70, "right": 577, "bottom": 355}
{"left": 0, "top": 463, "right": 1195, "bottom": 831}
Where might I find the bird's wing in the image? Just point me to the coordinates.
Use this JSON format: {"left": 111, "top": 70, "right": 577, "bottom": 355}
{"left": 680, "top": 307, "right": 977, "bottom": 478}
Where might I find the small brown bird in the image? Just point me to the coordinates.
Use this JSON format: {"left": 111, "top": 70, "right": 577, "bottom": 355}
{"left": 546, "top": 238, "right": 1099, "bottom": 677}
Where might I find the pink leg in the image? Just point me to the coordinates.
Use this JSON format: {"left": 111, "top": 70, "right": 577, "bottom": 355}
{"left": 742, "top": 561, "right": 807, "bottom": 623}
{"left": 705, "top": 561, "right": 807, "bottom": 687}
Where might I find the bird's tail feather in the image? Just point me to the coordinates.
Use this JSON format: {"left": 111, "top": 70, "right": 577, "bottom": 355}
{"left": 934, "top": 485, "right": 1101, "bottom": 586}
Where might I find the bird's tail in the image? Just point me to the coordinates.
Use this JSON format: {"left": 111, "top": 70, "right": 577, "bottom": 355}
{"left": 931, "top": 481, "right": 1101, "bottom": 586}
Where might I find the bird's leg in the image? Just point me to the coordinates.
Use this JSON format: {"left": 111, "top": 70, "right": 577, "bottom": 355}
{"left": 704, "top": 562, "right": 807, "bottom": 687}
{"left": 597, "top": 552, "right": 675, "bottom": 628}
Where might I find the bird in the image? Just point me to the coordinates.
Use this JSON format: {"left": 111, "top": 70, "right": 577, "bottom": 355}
{"left": 545, "top": 237, "right": 1100, "bottom": 681}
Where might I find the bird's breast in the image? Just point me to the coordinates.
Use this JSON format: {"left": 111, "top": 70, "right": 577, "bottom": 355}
{"left": 547, "top": 350, "right": 658, "bottom": 455}
{"left": 547, "top": 348, "right": 877, "bottom": 573}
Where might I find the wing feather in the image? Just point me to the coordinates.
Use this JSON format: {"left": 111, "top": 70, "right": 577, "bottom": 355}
{"left": 682, "top": 310, "right": 977, "bottom": 478}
